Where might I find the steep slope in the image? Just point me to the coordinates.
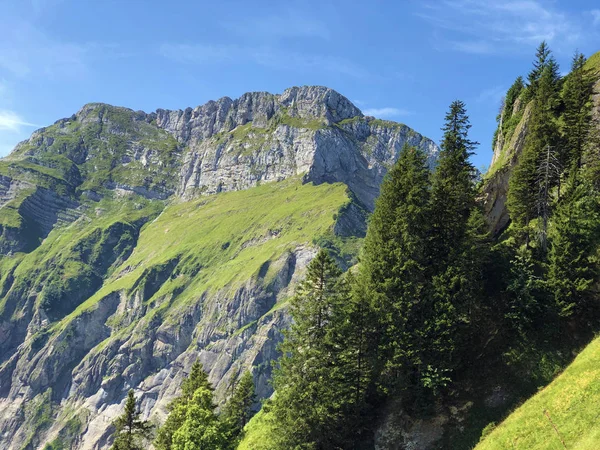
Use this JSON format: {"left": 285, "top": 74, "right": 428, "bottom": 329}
{"left": 476, "top": 336, "right": 600, "bottom": 450}
{"left": 0, "top": 86, "right": 438, "bottom": 449}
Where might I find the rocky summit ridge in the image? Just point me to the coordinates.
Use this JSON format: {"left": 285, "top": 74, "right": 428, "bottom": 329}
{"left": 0, "top": 86, "right": 438, "bottom": 449}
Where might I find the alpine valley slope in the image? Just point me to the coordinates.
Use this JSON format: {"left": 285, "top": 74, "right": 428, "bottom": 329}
{"left": 0, "top": 86, "right": 438, "bottom": 449}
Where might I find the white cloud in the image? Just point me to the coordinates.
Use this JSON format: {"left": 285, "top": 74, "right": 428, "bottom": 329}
{"left": 159, "top": 43, "right": 369, "bottom": 78}
{"left": 0, "top": 110, "right": 37, "bottom": 132}
{"left": 592, "top": 9, "right": 600, "bottom": 26}
{"left": 417, "top": 0, "right": 584, "bottom": 54}
{"left": 363, "top": 107, "right": 413, "bottom": 118}
{"left": 0, "top": 19, "right": 125, "bottom": 79}
{"left": 476, "top": 85, "right": 506, "bottom": 104}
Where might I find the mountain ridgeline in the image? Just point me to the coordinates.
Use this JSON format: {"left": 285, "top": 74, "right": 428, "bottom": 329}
{"left": 0, "top": 86, "right": 439, "bottom": 449}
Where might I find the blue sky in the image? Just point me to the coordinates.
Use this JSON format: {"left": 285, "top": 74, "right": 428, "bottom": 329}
{"left": 1, "top": 0, "right": 599, "bottom": 169}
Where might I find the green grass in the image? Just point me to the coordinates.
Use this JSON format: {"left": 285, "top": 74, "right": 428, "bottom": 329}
{"left": 52, "top": 177, "right": 350, "bottom": 335}
{"left": 476, "top": 335, "right": 600, "bottom": 450}
{"left": 238, "top": 408, "right": 278, "bottom": 450}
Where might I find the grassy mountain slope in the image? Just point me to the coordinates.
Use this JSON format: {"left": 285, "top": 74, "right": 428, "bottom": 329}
{"left": 476, "top": 336, "right": 600, "bottom": 450}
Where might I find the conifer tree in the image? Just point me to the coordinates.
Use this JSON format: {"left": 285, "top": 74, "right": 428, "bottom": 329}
{"left": 171, "top": 387, "right": 226, "bottom": 450}
{"left": 270, "top": 250, "right": 357, "bottom": 449}
{"left": 504, "top": 76, "right": 525, "bottom": 121}
{"left": 426, "top": 101, "right": 488, "bottom": 390}
{"left": 526, "top": 41, "right": 560, "bottom": 98}
{"left": 562, "top": 51, "right": 595, "bottom": 170}
{"left": 547, "top": 175, "right": 600, "bottom": 317}
{"left": 430, "top": 100, "right": 478, "bottom": 268}
{"left": 358, "top": 144, "right": 432, "bottom": 394}
{"left": 155, "top": 361, "right": 213, "bottom": 450}
{"left": 508, "top": 58, "right": 561, "bottom": 234}
{"left": 111, "top": 390, "right": 154, "bottom": 450}
{"left": 222, "top": 371, "right": 256, "bottom": 443}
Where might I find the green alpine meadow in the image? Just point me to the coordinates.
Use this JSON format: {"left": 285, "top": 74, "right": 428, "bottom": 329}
{"left": 2, "top": 3, "right": 600, "bottom": 448}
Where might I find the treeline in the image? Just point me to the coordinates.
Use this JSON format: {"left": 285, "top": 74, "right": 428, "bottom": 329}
{"left": 260, "top": 43, "right": 600, "bottom": 449}
{"left": 108, "top": 362, "right": 255, "bottom": 450}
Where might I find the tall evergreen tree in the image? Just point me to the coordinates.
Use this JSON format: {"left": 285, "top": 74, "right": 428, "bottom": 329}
{"left": 508, "top": 58, "right": 562, "bottom": 235}
{"left": 504, "top": 76, "right": 525, "bottom": 121}
{"left": 358, "top": 144, "right": 432, "bottom": 394}
{"left": 430, "top": 100, "right": 478, "bottom": 268}
{"left": 547, "top": 176, "right": 600, "bottom": 317}
{"left": 111, "top": 390, "right": 154, "bottom": 450}
{"left": 562, "top": 51, "right": 595, "bottom": 170}
{"left": 526, "top": 41, "right": 560, "bottom": 98}
{"left": 155, "top": 361, "right": 213, "bottom": 450}
{"left": 270, "top": 250, "right": 358, "bottom": 449}
{"left": 171, "top": 387, "right": 227, "bottom": 450}
{"left": 222, "top": 371, "right": 256, "bottom": 444}
{"left": 426, "top": 101, "right": 488, "bottom": 389}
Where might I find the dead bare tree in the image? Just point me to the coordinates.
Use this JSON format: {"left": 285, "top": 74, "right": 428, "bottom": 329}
{"left": 536, "top": 144, "right": 562, "bottom": 251}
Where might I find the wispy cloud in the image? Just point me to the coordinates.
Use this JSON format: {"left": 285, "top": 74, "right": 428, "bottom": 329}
{"left": 363, "top": 107, "right": 414, "bottom": 118}
{"left": 159, "top": 43, "right": 369, "bottom": 78}
{"left": 0, "top": 19, "right": 126, "bottom": 78}
{"left": 0, "top": 110, "right": 38, "bottom": 132}
{"left": 476, "top": 85, "right": 506, "bottom": 104}
{"left": 222, "top": 9, "right": 330, "bottom": 40}
{"left": 417, "top": 0, "right": 585, "bottom": 54}
{"left": 592, "top": 9, "right": 600, "bottom": 26}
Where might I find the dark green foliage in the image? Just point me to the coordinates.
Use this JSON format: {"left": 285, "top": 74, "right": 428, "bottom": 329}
{"left": 358, "top": 144, "right": 432, "bottom": 394}
{"left": 504, "top": 77, "right": 525, "bottom": 121}
{"left": 222, "top": 371, "right": 256, "bottom": 444}
{"left": 110, "top": 390, "right": 154, "bottom": 450}
{"left": 526, "top": 41, "right": 560, "bottom": 99}
{"left": 508, "top": 45, "right": 562, "bottom": 233}
{"left": 562, "top": 52, "right": 596, "bottom": 170}
{"left": 270, "top": 250, "right": 364, "bottom": 449}
{"left": 154, "top": 361, "right": 213, "bottom": 450}
{"left": 547, "top": 178, "right": 600, "bottom": 317}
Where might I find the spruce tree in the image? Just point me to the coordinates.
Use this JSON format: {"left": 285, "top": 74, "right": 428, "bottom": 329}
{"left": 358, "top": 143, "right": 432, "bottom": 394}
{"left": 171, "top": 387, "right": 227, "bottom": 450}
{"left": 155, "top": 361, "right": 213, "bottom": 450}
{"left": 426, "top": 101, "right": 487, "bottom": 391}
{"left": 504, "top": 76, "right": 525, "bottom": 121}
{"left": 508, "top": 59, "right": 561, "bottom": 235}
{"left": 562, "top": 51, "right": 595, "bottom": 170}
{"left": 526, "top": 41, "right": 560, "bottom": 98}
{"left": 430, "top": 100, "right": 478, "bottom": 268}
{"left": 547, "top": 177, "right": 600, "bottom": 317}
{"left": 270, "top": 250, "right": 357, "bottom": 449}
{"left": 111, "top": 390, "right": 154, "bottom": 450}
{"left": 222, "top": 371, "right": 256, "bottom": 443}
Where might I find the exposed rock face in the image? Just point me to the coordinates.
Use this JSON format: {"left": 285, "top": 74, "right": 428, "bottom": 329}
{"left": 482, "top": 101, "right": 532, "bottom": 235}
{"left": 0, "top": 86, "right": 439, "bottom": 449}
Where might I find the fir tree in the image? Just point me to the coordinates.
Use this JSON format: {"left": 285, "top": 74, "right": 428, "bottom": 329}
{"left": 155, "top": 361, "right": 213, "bottom": 450}
{"left": 430, "top": 100, "right": 478, "bottom": 268}
{"left": 358, "top": 144, "right": 432, "bottom": 394}
{"left": 222, "top": 371, "right": 256, "bottom": 443}
{"left": 508, "top": 61, "right": 561, "bottom": 235}
{"left": 111, "top": 390, "right": 154, "bottom": 450}
{"left": 562, "top": 51, "right": 595, "bottom": 170}
{"left": 270, "top": 250, "right": 358, "bottom": 449}
{"left": 547, "top": 177, "right": 600, "bottom": 317}
{"left": 504, "top": 76, "right": 525, "bottom": 121}
{"left": 526, "top": 41, "right": 560, "bottom": 98}
{"left": 426, "top": 101, "right": 488, "bottom": 390}
{"left": 171, "top": 387, "right": 227, "bottom": 450}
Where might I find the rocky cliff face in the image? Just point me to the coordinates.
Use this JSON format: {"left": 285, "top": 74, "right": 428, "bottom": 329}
{"left": 0, "top": 86, "right": 438, "bottom": 449}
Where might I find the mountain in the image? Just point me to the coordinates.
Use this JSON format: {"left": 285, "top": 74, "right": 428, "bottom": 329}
{"left": 0, "top": 86, "right": 438, "bottom": 449}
